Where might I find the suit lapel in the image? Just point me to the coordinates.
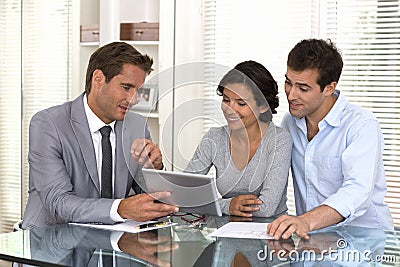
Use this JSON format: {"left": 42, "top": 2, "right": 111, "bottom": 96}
{"left": 70, "top": 93, "right": 100, "bottom": 193}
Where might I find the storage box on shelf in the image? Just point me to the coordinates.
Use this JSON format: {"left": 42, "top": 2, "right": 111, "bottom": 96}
{"left": 77, "top": 0, "right": 162, "bottom": 145}
{"left": 120, "top": 22, "right": 159, "bottom": 41}
{"left": 80, "top": 24, "right": 99, "bottom": 43}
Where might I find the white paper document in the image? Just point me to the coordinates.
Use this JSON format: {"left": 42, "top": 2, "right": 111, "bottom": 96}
{"left": 210, "top": 222, "right": 273, "bottom": 239}
{"left": 70, "top": 219, "right": 176, "bottom": 233}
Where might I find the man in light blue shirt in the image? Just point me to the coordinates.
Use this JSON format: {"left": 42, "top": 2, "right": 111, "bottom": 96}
{"left": 267, "top": 39, "right": 393, "bottom": 240}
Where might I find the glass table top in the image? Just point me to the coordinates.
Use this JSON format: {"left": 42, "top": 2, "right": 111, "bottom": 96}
{"left": 0, "top": 215, "right": 399, "bottom": 266}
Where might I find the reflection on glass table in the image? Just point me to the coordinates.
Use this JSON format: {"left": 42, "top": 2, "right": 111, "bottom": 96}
{"left": 0, "top": 215, "right": 398, "bottom": 266}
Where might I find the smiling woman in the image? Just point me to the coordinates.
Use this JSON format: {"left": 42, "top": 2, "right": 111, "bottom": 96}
{"left": 185, "top": 60, "right": 293, "bottom": 218}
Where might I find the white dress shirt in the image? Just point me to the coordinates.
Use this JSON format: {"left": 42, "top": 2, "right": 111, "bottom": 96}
{"left": 83, "top": 94, "right": 124, "bottom": 222}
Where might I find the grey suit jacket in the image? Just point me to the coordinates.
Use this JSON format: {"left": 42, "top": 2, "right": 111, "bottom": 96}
{"left": 22, "top": 93, "right": 150, "bottom": 229}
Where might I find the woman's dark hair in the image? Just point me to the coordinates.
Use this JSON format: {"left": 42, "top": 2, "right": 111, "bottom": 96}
{"left": 217, "top": 60, "right": 278, "bottom": 122}
{"left": 287, "top": 38, "right": 343, "bottom": 91}
{"left": 85, "top": 42, "right": 153, "bottom": 94}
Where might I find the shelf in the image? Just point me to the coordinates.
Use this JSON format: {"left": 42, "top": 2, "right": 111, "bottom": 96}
{"left": 80, "top": 41, "right": 158, "bottom": 47}
{"left": 80, "top": 41, "right": 100, "bottom": 47}
{"left": 124, "top": 40, "right": 159, "bottom": 46}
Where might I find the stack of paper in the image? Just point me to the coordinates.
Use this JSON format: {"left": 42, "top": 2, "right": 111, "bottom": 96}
{"left": 210, "top": 222, "right": 273, "bottom": 239}
{"left": 70, "top": 220, "right": 176, "bottom": 233}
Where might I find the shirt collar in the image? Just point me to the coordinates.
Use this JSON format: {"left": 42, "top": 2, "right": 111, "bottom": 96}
{"left": 322, "top": 90, "right": 347, "bottom": 127}
{"left": 293, "top": 90, "right": 347, "bottom": 132}
{"left": 83, "top": 93, "right": 116, "bottom": 133}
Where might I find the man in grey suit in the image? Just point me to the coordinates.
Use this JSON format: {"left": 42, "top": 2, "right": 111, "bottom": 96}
{"left": 21, "top": 42, "right": 178, "bottom": 229}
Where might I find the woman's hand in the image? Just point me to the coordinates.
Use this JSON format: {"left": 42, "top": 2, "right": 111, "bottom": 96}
{"left": 229, "top": 194, "right": 262, "bottom": 217}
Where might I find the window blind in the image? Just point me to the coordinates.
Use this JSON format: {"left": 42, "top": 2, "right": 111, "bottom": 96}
{"left": 202, "top": 0, "right": 315, "bottom": 216}
{"left": 0, "top": 0, "right": 22, "bottom": 233}
{"left": 21, "top": 1, "right": 73, "bottom": 217}
{"left": 202, "top": 0, "right": 400, "bottom": 229}
{"left": 0, "top": 0, "right": 72, "bottom": 233}
{"left": 323, "top": 0, "right": 400, "bottom": 228}
{"left": 202, "top": 0, "right": 231, "bottom": 133}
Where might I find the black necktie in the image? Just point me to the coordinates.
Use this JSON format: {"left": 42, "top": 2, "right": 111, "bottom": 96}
{"left": 99, "top": 126, "right": 112, "bottom": 198}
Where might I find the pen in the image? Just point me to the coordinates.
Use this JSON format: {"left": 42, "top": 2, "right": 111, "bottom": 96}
{"left": 136, "top": 221, "right": 167, "bottom": 229}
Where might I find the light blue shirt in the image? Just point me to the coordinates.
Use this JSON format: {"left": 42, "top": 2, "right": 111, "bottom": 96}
{"left": 281, "top": 90, "right": 393, "bottom": 230}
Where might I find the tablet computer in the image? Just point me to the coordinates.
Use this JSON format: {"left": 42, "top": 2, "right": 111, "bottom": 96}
{"left": 141, "top": 169, "right": 222, "bottom": 216}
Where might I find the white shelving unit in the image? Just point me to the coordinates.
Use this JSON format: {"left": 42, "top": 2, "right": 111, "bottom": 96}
{"left": 73, "top": 0, "right": 197, "bottom": 171}
{"left": 74, "top": 0, "right": 163, "bottom": 145}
